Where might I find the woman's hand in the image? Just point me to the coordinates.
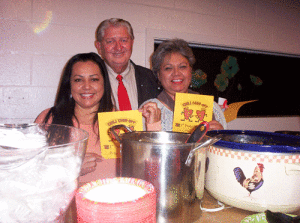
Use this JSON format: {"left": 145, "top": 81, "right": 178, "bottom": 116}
{"left": 80, "top": 152, "right": 103, "bottom": 176}
{"left": 139, "top": 102, "right": 161, "bottom": 124}
{"left": 208, "top": 120, "right": 224, "bottom": 131}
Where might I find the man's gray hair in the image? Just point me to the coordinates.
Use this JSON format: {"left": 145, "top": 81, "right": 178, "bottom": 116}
{"left": 96, "top": 18, "right": 134, "bottom": 42}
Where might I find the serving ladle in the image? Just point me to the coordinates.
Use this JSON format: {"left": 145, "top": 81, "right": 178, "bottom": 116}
{"left": 185, "top": 121, "right": 222, "bottom": 166}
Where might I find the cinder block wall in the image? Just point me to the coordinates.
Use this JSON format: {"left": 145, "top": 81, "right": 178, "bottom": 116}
{"left": 1, "top": 0, "right": 299, "bottom": 131}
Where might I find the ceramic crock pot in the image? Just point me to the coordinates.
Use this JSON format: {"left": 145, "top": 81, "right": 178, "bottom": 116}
{"left": 205, "top": 130, "right": 300, "bottom": 213}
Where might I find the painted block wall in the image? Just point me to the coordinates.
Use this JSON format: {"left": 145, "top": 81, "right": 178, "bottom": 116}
{"left": 1, "top": 0, "right": 299, "bottom": 131}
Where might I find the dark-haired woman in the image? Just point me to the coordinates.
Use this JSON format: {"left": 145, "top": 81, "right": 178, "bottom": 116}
{"left": 35, "top": 52, "right": 116, "bottom": 185}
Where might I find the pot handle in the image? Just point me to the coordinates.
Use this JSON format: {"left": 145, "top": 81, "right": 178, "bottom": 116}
{"left": 185, "top": 136, "right": 221, "bottom": 166}
{"left": 285, "top": 163, "right": 300, "bottom": 175}
{"left": 110, "top": 124, "right": 133, "bottom": 143}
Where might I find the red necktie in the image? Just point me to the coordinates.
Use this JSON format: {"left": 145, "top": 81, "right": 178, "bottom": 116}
{"left": 117, "top": 75, "right": 132, "bottom": 111}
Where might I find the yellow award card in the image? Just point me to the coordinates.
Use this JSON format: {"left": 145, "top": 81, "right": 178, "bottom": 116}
{"left": 173, "top": 93, "right": 214, "bottom": 133}
{"left": 98, "top": 110, "right": 143, "bottom": 159}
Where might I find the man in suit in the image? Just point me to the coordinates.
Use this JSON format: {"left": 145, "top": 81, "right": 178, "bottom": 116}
{"left": 95, "top": 18, "right": 161, "bottom": 111}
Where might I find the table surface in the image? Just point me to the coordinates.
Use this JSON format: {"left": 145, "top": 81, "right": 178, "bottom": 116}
{"left": 65, "top": 189, "right": 259, "bottom": 223}
{"left": 194, "top": 190, "right": 255, "bottom": 222}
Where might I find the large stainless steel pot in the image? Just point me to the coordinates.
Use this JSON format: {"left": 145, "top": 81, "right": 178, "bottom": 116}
{"left": 205, "top": 130, "right": 300, "bottom": 213}
{"left": 111, "top": 125, "right": 214, "bottom": 223}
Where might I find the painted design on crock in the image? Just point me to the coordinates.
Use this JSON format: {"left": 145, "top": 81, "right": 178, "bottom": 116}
{"left": 208, "top": 146, "right": 300, "bottom": 163}
{"left": 233, "top": 163, "right": 264, "bottom": 196}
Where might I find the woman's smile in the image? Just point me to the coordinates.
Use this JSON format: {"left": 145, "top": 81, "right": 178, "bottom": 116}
{"left": 171, "top": 78, "right": 183, "bottom": 84}
{"left": 81, "top": 93, "right": 95, "bottom": 98}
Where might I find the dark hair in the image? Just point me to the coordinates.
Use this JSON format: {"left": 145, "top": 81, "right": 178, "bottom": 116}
{"left": 43, "top": 52, "right": 113, "bottom": 127}
{"left": 95, "top": 18, "right": 134, "bottom": 42}
{"left": 151, "top": 38, "right": 196, "bottom": 76}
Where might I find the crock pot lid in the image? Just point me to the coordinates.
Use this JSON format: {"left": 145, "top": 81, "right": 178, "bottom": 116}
{"left": 207, "top": 130, "right": 300, "bottom": 153}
